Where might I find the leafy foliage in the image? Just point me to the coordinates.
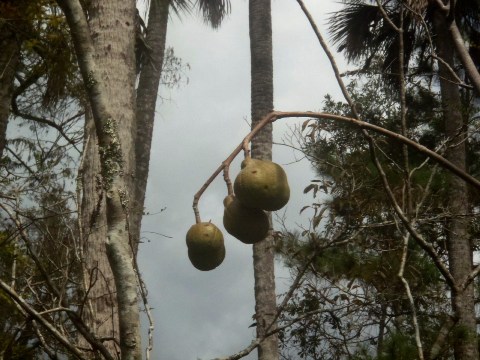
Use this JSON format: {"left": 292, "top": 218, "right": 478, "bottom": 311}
{"left": 275, "top": 69, "right": 480, "bottom": 358}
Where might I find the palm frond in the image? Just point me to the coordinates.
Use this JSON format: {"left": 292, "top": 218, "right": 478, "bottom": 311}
{"left": 456, "top": 0, "right": 480, "bottom": 24}
{"left": 195, "top": 0, "right": 231, "bottom": 29}
{"left": 170, "top": 0, "right": 191, "bottom": 18}
{"left": 329, "top": 1, "right": 383, "bottom": 62}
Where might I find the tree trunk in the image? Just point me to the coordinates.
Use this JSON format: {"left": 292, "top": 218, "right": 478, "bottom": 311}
{"left": 87, "top": 1, "right": 140, "bottom": 358}
{"left": 132, "top": 0, "right": 171, "bottom": 251}
{"left": 57, "top": 0, "right": 142, "bottom": 358}
{"left": 79, "top": 108, "right": 119, "bottom": 358}
{"left": 434, "top": 9, "right": 479, "bottom": 360}
{"left": 78, "top": 0, "right": 170, "bottom": 355}
{"left": 0, "top": 23, "right": 20, "bottom": 158}
{"left": 249, "top": 1, "right": 279, "bottom": 359}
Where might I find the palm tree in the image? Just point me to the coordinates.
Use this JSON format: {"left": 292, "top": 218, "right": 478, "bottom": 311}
{"left": 249, "top": 0, "right": 279, "bottom": 359}
{"left": 132, "top": 0, "right": 231, "bottom": 250}
{"left": 328, "top": 1, "right": 480, "bottom": 359}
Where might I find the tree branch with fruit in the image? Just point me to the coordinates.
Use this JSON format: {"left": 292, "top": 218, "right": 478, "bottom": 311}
{"left": 187, "top": 110, "right": 480, "bottom": 272}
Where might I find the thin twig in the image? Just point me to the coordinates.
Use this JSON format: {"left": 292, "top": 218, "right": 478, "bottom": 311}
{"left": 11, "top": 100, "right": 81, "bottom": 152}
{"left": 0, "top": 203, "right": 115, "bottom": 360}
{"left": 194, "top": 0, "right": 480, "bottom": 224}
{"left": 193, "top": 110, "right": 480, "bottom": 225}
{"left": 375, "top": 0, "right": 400, "bottom": 31}
{"left": 366, "top": 138, "right": 456, "bottom": 290}
{"left": 0, "top": 279, "right": 87, "bottom": 360}
{"left": 192, "top": 114, "right": 277, "bottom": 223}
{"left": 398, "top": 233, "right": 425, "bottom": 360}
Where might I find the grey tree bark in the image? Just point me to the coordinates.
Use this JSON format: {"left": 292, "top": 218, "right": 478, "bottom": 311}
{"left": 132, "top": 0, "right": 171, "bottom": 250}
{"left": 86, "top": 0, "right": 140, "bottom": 358}
{"left": 79, "top": 108, "right": 119, "bottom": 357}
{"left": 249, "top": 1, "right": 279, "bottom": 359}
{"left": 77, "top": 0, "right": 171, "bottom": 355}
{"left": 433, "top": 9, "right": 479, "bottom": 360}
{"left": 57, "top": 0, "right": 142, "bottom": 358}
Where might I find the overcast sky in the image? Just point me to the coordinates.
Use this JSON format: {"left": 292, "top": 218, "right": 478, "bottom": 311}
{"left": 138, "top": 1, "right": 348, "bottom": 359}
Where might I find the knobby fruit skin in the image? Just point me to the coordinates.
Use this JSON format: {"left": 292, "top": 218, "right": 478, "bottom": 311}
{"left": 186, "top": 222, "right": 225, "bottom": 271}
{"left": 234, "top": 158, "right": 290, "bottom": 211}
{"left": 223, "top": 195, "right": 270, "bottom": 244}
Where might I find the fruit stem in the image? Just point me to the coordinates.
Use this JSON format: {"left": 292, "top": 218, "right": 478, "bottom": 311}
{"left": 223, "top": 162, "right": 234, "bottom": 195}
{"left": 192, "top": 110, "right": 478, "bottom": 225}
{"left": 192, "top": 114, "right": 278, "bottom": 223}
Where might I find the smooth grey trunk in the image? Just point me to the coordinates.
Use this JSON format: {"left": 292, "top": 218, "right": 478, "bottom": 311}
{"left": 79, "top": 108, "right": 119, "bottom": 357}
{"left": 0, "top": 25, "right": 20, "bottom": 158}
{"left": 249, "top": 1, "right": 279, "bottom": 359}
{"left": 132, "top": 0, "right": 171, "bottom": 250}
{"left": 434, "top": 9, "right": 479, "bottom": 360}
{"left": 57, "top": 0, "right": 142, "bottom": 358}
{"left": 87, "top": 0, "right": 140, "bottom": 358}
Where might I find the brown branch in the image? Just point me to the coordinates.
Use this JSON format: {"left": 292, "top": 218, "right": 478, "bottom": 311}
{"left": 375, "top": 0, "right": 400, "bottom": 32}
{"left": 448, "top": 19, "right": 480, "bottom": 95}
{"left": 431, "top": 55, "right": 471, "bottom": 89}
{"left": 193, "top": 110, "right": 480, "bottom": 227}
{"left": 365, "top": 137, "right": 457, "bottom": 290}
{"left": 296, "top": 0, "right": 360, "bottom": 118}
{"left": 212, "top": 304, "right": 352, "bottom": 360}
{"left": 398, "top": 234, "right": 425, "bottom": 360}
{"left": 222, "top": 163, "right": 233, "bottom": 196}
{"left": 0, "top": 279, "right": 87, "bottom": 360}
{"left": 11, "top": 100, "right": 81, "bottom": 152}
{"left": 192, "top": 114, "right": 276, "bottom": 223}
{"left": 277, "top": 111, "right": 480, "bottom": 189}
{"left": 405, "top": 0, "right": 469, "bottom": 89}
{"left": 210, "top": 231, "right": 356, "bottom": 360}
{"left": 434, "top": 0, "right": 450, "bottom": 14}
{"left": 265, "top": 246, "right": 319, "bottom": 334}
{"left": 429, "top": 315, "right": 457, "bottom": 359}
{"left": 0, "top": 203, "right": 115, "bottom": 360}
{"left": 461, "top": 264, "right": 480, "bottom": 292}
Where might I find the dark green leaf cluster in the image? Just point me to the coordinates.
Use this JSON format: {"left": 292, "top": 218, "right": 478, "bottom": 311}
{"left": 275, "top": 68, "right": 480, "bottom": 358}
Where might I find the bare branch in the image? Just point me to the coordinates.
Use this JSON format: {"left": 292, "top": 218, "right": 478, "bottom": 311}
{"left": 434, "top": 0, "right": 450, "bottom": 13}
{"left": 365, "top": 137, "right": 456, "bottom": 290}
{"left": 375, "top": 0, "right": 400, "bottom": 32}
{"left": 0, "top": 202, "right": 115, "bottom": 360}
{"left": 0, "top": 279, "right": 87, "bottom": 360}
{"left": 11, "top": 100, "right": 81, "bottom": 152}
{"left": 398, "top": 233, "right": 425, "bottom": 360}
{"left": 448, "top": 19, "right": 480, "bottom": 94}
{"left": 429, "top": 315, "right": 457, "bottom": 359}
{"left": 296, "top": 0, "right": 360, "bottom": 118}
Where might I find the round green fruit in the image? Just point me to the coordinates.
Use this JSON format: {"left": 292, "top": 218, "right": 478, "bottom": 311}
{"left": 233, "top": 158, "right": 290, "bottom": 211}
{"left": 223, "top": 195, "right": 270, "bottom": 244}
{"left": 188, "top": 246, "right": 225, "bottom": 271}
{"left": 186, "top": 222, "right": 225, "bottom": 271}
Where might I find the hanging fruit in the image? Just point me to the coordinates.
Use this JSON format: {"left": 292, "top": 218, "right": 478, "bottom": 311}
{"left": 234, "top": 158, "right": 290, "bottom": 211}
{"left": 223, "top": 195, "right": 270, "bottom": 244}
{"left": 186, "top": 222, "right": 225, "bottom": 271}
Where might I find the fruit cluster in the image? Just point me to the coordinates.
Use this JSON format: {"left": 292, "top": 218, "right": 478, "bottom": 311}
{"left": 186, "top": 158, "right": 290, "bottom": 271}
